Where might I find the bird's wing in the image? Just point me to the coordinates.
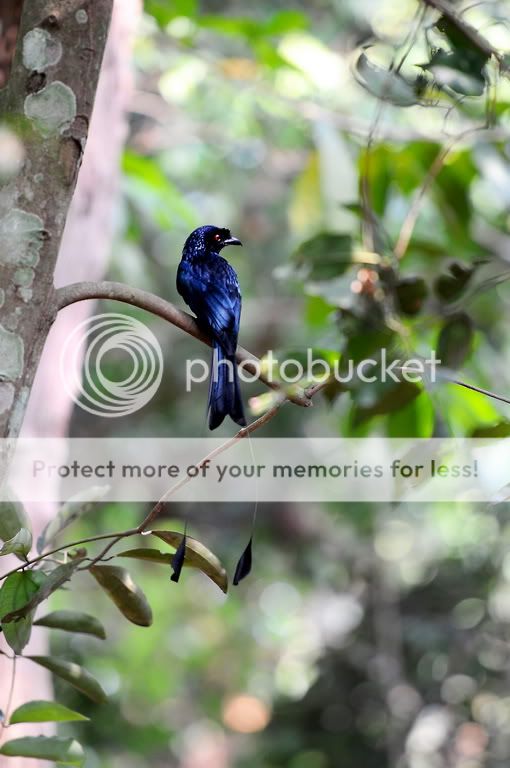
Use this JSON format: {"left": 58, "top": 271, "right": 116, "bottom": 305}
{"left": 177, "top": 258, "right": 241, "bottom": 355}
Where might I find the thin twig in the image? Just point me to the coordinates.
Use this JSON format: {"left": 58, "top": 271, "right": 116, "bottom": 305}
{"left": 397, "top": 365, "right": 510, "bottom": 406}
{"left": 394, "top": 126, "right": 484, "bottom": 259}
{"left": 360, "top": 4, "right": 426, "bottom": 253}
{"left": 84, "top": 534, "right": 128, "bottom": 570}
{"left": 0, "top": 529, "right": 138, "bottom": 583}
{"left": 56, "top": 281, "right": 312, "bottom": 409}
{"left": 447, "top": 376, "right": 510, "bottom": 406}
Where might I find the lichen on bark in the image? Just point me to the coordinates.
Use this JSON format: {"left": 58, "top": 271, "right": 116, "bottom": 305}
{"left": 0, "top": 0, "right": 114, "bottom": 441}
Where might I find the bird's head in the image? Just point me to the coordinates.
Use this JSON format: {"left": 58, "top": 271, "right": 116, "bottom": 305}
{"left": 183, "top": 225, "right": 242, "bottom": 257}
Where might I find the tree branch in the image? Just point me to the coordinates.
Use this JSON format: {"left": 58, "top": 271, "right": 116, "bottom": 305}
{"left": 420, "top": 0, "right": 507, "bottom": 68}
{"left": 55, "top": 280, "right": 314, "bottom": 408}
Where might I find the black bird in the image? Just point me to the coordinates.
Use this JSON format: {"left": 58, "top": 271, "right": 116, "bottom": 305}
{"left": 177, "top": 225, "right": 246, "bottom": 430}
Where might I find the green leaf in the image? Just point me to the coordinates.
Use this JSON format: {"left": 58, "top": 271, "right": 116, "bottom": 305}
{"left": 1, "top": 559, "right": 83, "bottom": 624}
{"left": 9, "top": 700, "right": 89, "bottom": 724}
{"left": 89, "top": 565, "right": 153, "bottom": 627}
{"left": 437, "top": 313, "right": 474, "bottom": 369}
{"left": 152, "top": 531, "right": 229, "bottom": 594}
{"left": 293, "top": 232, "right": 353, "bottom": 281}
{"left": 264, "top": 10, "right": 308, "bottom": 35}
{"left": 0, "top": 571, "right": 43, "bottom": 654}
{"left": 37, "top": 486, "right": 109, "bottom": 554}
{"left": 0, "top": 527, "right": 32, "bottom": 558}
{"left": 34, "top": 610, "right": 106, "bottom": 639}
{"left": 0, "top": 492, "right": 32, "bottom": 561}
{"left": 27, "top": 657, "right": 107, "bottom": 704}
{"left": 123, "top": 151, "right": 196, "bottom": 229}
{"left": 288, "top": 152, "right": 322, "bottom": 238}
{"left": 352, "top": 381, "right": 422, "bottom": 427}
{"left": 0, "top": 736, "right": 84, "bottom": 766}
{"left": 0, "top": 490, "right": 31, "bottom": 540}
{"left": 387, "top": 392, "right": 434, "bottom": 438}
{"left": 117, "top": 547, "right": 174, "bottom": 565}
{"left": 355, "top": 52, "right": 418, "bottom": 106}
{"left": 144, "top": 0, "right": 197, "bottom": 27}
{"left": 199, "top": 15, "right": 259, "bottom": 39}
{"left": 472, "top": 422, "right": 510, "bottom": 438}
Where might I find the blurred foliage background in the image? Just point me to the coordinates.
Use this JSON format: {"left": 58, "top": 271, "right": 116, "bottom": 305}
{"left": 50, "top": 0, "right": 510, "bottom": 766}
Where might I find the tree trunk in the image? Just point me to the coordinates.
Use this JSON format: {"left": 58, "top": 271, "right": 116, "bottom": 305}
{"left": 0, "top": 0, "right": 113, "bottom": 443}
{"left": 0, "top": 2, "right": 139, "bottom": 763}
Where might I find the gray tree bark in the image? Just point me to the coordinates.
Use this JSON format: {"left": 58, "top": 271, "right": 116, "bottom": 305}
{"left": 0, "top": 0, "right": 113, "bottom": 442}
{"left": 0, "top": 1, "right": 139, "bottom": 764}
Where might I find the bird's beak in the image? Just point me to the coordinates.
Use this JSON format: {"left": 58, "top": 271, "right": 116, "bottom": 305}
{"left": 223, "top": 236, "right": 243, "bottom": 247}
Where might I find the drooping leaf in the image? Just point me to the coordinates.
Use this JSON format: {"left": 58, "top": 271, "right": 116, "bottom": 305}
{"left": 293, "top": 233, "right": 353, "bottom": 281}
{"left": 0, "top": 528, "right": 32, "bottom": 558}
{"left": 0, "top": 571, "right": 44, "bottom": 654}
{"left": 0, "top": 736, "right": 84, "bottom": 766}
{"left": 436, "top": 313, "right": 474, "bottom": 369}
{"left": 233, "top": 537, "right": 253, "bottom": 586}
{"left": 117, "top": 547, "right": 174, "bottom": 565}
{"left": 37, "top": 486, "right": 109, "bottom": 554}
{"left": 152, "top": 531, "right": 228, "bottom": 594}
{"left": 170, "top": 533, "right": 187, "bottom": 583}
{"left": 355, "top": 52, "right": 419, "bottom": 106}
{"left": 9, "top": 700, "right": 89, "bottom": 724}
{"left": 34, "top": 610, "right": 106, "bottom": 639}
{"left": 89, "top": 565, "right": 153, "bottom": 627}
{"left": 1, "top": 559, "right": 84, "bottom": 624}
{"left": 27, "top": 657, "right": 107, "bottom": 703}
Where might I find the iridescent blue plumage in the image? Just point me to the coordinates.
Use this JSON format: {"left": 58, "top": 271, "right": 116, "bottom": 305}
{"left": 177, "top": 225, "right": 246, "bottom": 430}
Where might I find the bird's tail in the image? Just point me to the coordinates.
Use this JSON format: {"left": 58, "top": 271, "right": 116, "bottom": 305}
{"left": 208, "top": 343, "right": 246, "bottom": 430}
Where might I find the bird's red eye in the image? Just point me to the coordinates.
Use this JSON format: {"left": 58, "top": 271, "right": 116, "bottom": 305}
{"left": 214, "top": 233, "right": 222, "bottom": 241}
